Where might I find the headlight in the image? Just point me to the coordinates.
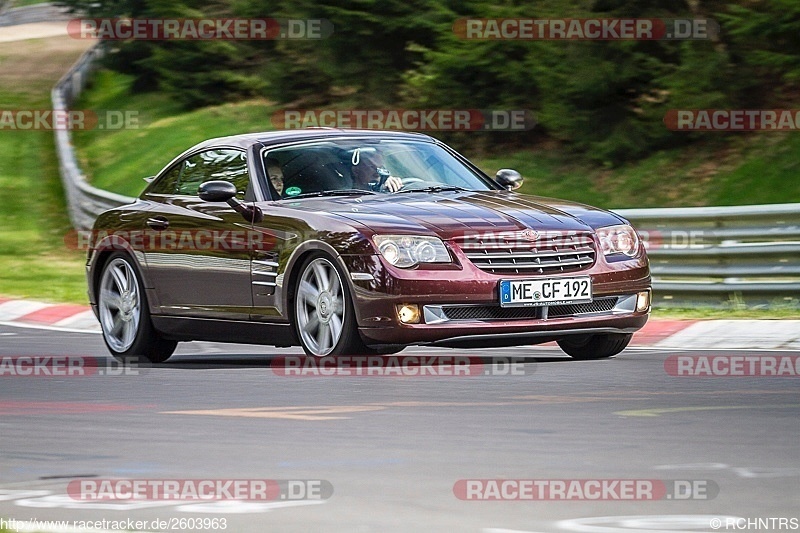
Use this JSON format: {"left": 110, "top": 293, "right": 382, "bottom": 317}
{"left": 596, "top": 225, "right": 640, "bottom": 257}
{"left": 373, "top": 235, "right": 451, "bottom": 268}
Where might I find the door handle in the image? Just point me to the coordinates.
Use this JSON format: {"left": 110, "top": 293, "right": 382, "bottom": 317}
{"left": 146, "top": 217, "right": 169, "bottom": 230}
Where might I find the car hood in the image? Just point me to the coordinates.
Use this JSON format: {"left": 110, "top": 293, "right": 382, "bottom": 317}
{"left": 270, "top": 190, "right": 624, "bottom": 238}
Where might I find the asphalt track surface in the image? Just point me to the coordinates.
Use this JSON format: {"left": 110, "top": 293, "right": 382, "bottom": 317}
{"left": 0, "top": 323, "right": 798, "bottom": 533}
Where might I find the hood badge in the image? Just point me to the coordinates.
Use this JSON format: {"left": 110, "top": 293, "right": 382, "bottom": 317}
{"left": 519, "top": 229, "right": 540, "bottom": 241}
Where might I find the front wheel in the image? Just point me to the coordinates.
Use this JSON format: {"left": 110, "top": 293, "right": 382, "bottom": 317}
{"left": 557, "top": 333, "right": 632, "bottom": 360}
{"left": 97, "top": 253, "right": 177, "bottom": 363}
{"left": 293, "top": 254, "right": 370, "bottom": 357}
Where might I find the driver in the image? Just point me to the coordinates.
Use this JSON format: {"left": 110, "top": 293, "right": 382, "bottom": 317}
{"left": 351, "top": 150, "right": 403, "bottom": 192}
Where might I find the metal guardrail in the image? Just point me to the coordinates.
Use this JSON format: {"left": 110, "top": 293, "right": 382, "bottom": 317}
{"left": 0, "top": 2, "right": 71, "bottom": 26}
{"left": 52, "top": 45, "right": 134, "bottom": 231}
{"left": 614, "top": 204, "right": 800, "bottom": 306}
{"left": 52, "top": 47, "right": 800, "bottom": 307}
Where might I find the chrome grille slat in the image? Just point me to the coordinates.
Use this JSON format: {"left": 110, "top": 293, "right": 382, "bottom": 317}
{"left": 464, "top": 247, "right": 595, "bottom": 258}
{"left": 470, "top": 258, "right": 593, "bottom": 269}
{"left": 456, "top": 231, "right": 596, "bottom": 275}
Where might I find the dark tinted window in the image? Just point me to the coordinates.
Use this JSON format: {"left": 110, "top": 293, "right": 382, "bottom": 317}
{"left": 149, "top": 164, "right": 181, "bottom": 195}
{"left": 263, "top": 140, "right": 491, "bottom": 197}
{"left": 176, "top": 149, "right": 249, "bottom": 199}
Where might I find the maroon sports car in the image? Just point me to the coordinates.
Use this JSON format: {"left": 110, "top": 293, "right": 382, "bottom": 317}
{"left": 86, "top": 129, "right": 651, "bottom": 362}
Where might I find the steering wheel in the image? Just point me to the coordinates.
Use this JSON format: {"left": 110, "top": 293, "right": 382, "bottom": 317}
{"left": 397, "top": 177, "right": 427, "bottom": 190}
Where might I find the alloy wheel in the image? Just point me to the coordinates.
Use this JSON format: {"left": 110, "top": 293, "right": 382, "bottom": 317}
{"left": 99, "top": 257, "right": 142, "bottom": 353}
{"left": 295, "top": 257, "right": 346, "bottom": 356}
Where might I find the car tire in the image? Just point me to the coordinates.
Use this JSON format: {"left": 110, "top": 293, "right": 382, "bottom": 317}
{"left": 97, "top": 252, "right": 177, "bottom": 364}
{"left": 557, "top": 333, "right": 632, "bottom": 360}
{"left": 293, "top": 253, "right": 371, "bottom": 357}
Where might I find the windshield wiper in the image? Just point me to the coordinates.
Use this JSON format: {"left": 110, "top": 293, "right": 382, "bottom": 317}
{"left": 396, "top": 186, "right": 468, "bottom": 194}
{"left": 286, "top": 189, "right": 378, "bottom": 199}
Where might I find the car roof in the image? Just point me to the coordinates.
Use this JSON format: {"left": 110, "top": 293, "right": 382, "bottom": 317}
{"left": 191, "top": 128, "right": 437, "bottom": 150}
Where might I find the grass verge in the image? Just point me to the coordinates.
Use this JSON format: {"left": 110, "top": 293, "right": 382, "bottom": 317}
{"left": 0, "top": 36, "right": 95, "bottom": 303}
{"left": 653, "top": 307, "right": 800, "bottom": 320}
{"left": 72, "top": 70, "right": 280, "bottom": 197}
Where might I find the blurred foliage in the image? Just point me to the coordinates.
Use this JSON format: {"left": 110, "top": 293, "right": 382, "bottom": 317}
{"left": 55, "top": 0, "right": 800, "bottom": 164}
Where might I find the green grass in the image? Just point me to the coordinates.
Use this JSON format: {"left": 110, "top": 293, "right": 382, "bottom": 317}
{"left": 0, "top": 38, "right": 93, "bottom": 303}
{"left": 653, "top": 306, "right": 800, "bottom": 320}
{"left": 75, "top": 70, "right": 800, "bottom": 209}
{"left": 10, "top": 0, "right": 50, "bottom": 5}
{"left": 73, "top": 70, "right": 280, "bottom": 198}
{"left": 480, "top": 134, "right": 800, "bottom": 208}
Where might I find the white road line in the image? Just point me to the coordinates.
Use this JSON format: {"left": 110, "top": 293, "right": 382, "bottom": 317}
{"left": 557, "top": 514, "right": 741, "bottom": 532}
{"left": 0, "top": 301, "right": 52, "bottom": 321}
{"left": 174, "top": 499, "right": 326, "bottom": 513}
{"left": 0, "top": 321, "right": 101, "bottom": 334}
{"left": 484, "top": 529, "right": 544, "bottom": 533}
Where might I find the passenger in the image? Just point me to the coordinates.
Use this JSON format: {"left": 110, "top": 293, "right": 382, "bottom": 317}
{"left": 265, "top": 157, "right": 284, "bottom": 196}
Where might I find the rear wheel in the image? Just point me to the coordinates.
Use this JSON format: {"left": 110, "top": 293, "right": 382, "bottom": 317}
{"left": 557, "top": 333, "right": 632, "bottom": 360}
{"left": 293, "top": 254, "right": 371, "bottom": 357}
{"left": 98, "top": 253, "right": 177, "bottom": 363}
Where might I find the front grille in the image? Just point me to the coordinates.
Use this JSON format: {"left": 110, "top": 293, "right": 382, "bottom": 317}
{"left": 455, "top": 231, "right": 596, "bottom": 275}
{"left": 442, "top": 305, "right": 543, "bottom": 321}
{"left": 548, "top": 297, "right": 618, "bottom": 317}
{"left": 438, "top": 297, "right": 618, "bottom": 322}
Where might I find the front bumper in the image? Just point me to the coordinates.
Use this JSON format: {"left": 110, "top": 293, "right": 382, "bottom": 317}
{"left": 358, "top": 306, "right": 648, "bottom": 347}
{"left": 341, "top": 248, "right": 651, "bottom": 348}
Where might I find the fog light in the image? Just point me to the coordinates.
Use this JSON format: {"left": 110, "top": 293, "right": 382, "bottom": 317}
{"left": 397, "top": 304, "right": 421, "bottom": 324}
{"left": 636, "top": 291, "right": 651, "bottom": 312}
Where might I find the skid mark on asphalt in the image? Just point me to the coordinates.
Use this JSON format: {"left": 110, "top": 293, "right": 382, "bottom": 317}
{"left": 161, "top": 396, "right": 642, "bottom": 421}
{"left": 512, "top": 389, "right": 799, "bottom": 399}
{"left": 1, "top": 488, "right": 325, "bottom": 516}
{"left": 615, "top": 403, "right": 800, "bottom": 417}
{"left": 162, "top": 390, "right": 800, "bottom": 421}
{"left": 0, "top": 401, "right": 146, "bottom": 415}
{"left": 161, "top": 405, "right": 387, "bottom": 420}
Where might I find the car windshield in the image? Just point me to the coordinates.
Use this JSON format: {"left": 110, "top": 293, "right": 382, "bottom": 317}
{"left": 263, "top": 139, "right": 495, "bottom": 198}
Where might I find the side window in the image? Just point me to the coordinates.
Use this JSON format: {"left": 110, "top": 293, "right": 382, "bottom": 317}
{"left": 148, "top": 163, "right": 182, "bottom": 195}
{"left": 176, "top": 149, "right": 249, "bottom": 199}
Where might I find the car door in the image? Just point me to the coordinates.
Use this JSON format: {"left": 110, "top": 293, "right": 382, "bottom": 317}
{"left": 141, "top": 148, "right": 255, "bottom": 320}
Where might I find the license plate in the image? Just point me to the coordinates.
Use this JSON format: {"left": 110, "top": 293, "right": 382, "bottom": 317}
{"left": 499, "top": 277, "right": 592, "bottom": 307}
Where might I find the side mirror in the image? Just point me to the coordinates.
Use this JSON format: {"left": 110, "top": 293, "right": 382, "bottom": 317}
{"left": 495, "top": 169, "right": 523, "bottom": 191}
{"left": 199, "top": 180, "right": 237, "bottom": 202}
{"left": 198, "top": 180, "right": 263, "bottom": 223}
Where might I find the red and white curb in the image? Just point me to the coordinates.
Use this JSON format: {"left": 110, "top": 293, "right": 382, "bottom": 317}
{"left": 629, "top": 319, "right": 696, "bottom": 346}
{"left": 0, "top": 298, "right": 100, "bottom": 333}
{"left": 0, "top": 297, "right": 798, "bottom": 349}
{"left": 652, "top": 319, "right": 800, "bottom": 350}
